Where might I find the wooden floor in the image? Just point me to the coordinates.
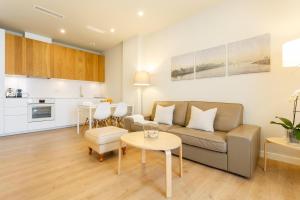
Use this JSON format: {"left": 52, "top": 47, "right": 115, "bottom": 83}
{"left": 0, "top": 128, "right": 299, "bottom": 200}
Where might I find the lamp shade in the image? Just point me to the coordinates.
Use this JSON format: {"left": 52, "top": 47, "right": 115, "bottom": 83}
{"left": 282, "top": 38, "right": 300, "bottom": 67}
{"left": 134, "top": 71, "right": 150, "bottom": 86}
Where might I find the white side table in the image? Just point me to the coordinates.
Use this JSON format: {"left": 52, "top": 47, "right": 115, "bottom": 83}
{"left": 264, "top": 137, "right": 300, "bottom": 171}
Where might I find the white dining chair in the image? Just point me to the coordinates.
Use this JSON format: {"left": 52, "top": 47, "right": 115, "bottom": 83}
{"left": 93, "top": 102, "right": 112, "bottom": 127}
{"left": 112, "top": 102, "right": 128, "bottom": 127}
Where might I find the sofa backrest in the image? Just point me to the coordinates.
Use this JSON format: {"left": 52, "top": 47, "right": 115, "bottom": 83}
{"left": 185, "top": 101, "right": 243, "bottom": 132}
{"left": 151, "top": 101, "right": 188, "bottom": 126}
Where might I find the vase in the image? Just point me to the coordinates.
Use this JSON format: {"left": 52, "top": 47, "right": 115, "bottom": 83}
{"left": 143, "top": 121, "right": 159, "bottom": 139}
{"left": 287, "top": 129, "right": 300, "bottom": 143}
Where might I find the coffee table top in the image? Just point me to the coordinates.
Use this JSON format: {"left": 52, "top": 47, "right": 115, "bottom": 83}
{"left": 266, "top": 137, "right": 300, "bottom": 151}
{"left": 121, "top": 131, "right": 182, "bottom": 151}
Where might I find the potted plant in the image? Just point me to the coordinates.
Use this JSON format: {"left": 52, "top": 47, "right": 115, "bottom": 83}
{"left": 270, "top": 90, "right": 300, "bottom": 143}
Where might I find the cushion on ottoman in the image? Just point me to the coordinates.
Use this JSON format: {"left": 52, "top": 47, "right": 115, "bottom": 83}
{"left": 85, "top": 126, "right": 128, "bottom": 145}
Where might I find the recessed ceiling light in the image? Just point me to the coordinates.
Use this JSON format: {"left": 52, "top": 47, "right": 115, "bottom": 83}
{"left": 110, "top": 28, "right": 115, "bottom": 33}
{"left": 60, "top": 29, "right": 66, "bottom": 34}
{"left": 137, "top": 10, "right": 144, "bottom": 17}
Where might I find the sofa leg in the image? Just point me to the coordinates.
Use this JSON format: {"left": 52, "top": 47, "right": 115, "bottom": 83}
{"left": 122, "top": 147, "right": 127, "bottom": 155}
{"left": 99, "top": 154, "right": 104, "bottom": 162}
{"left": 88, "top": 147, "right": 92, "bottom": 155}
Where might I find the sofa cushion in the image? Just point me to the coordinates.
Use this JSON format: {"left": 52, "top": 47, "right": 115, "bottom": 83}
{"left": 151, "top": 101, "right": 188, "bottom": 126}
{"left": 168, "top": 127, "right": 227, "bottom": 153}
{"left": 185, "top": 101, "right": 243, "bottom": 132}
{"left": 130, "top": 122, "right": 181, "bottom": 132}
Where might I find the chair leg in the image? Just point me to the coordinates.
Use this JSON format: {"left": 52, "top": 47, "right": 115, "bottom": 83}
{"left": 88, "top": 147, "right": 93, "bottom": 155}
{"left": 122, "top": 147, "right": 126, "bottom": 155}
{"left": 99, "top": 154, "right": 104, "bottom": 162}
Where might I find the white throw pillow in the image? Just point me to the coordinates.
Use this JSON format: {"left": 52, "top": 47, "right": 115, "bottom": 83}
{"left": 153, "top": 104, "right": 175, "bottom": 125}
{"left": 187, "top": 106, "right": 217, "bottom": 132}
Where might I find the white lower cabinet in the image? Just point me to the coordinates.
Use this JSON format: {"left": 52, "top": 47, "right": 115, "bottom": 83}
{"left": 55, "top": 99, "right": 79, "bottom": 127}
{"left": 4, "top": 115, "right": 28, "bottom": 134}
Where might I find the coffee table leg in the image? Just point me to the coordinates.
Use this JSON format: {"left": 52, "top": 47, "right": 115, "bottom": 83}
{"left": 118, "top": 141, "right": 122, "bottom": 175}
{"left": 165, "top": 150, "right": 172, "bottom": 198}
{"left": 141, "top": 149, "right": 146, "bottom": 164}
{"left": 264, "top": 141, "right": 268, "bottom": 172}
{"left": 179, "top": 145, "right": 183, "bottom": 177}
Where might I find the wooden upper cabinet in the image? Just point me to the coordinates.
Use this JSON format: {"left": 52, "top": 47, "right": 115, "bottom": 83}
{"left": 98, "top": 55, "right": 105, "bottom": 82}
{"left": 85, "top": 52, "right": 98, "bottom": 82}
{"left": 5, "top": 33, "right": 26, "bottom": 75}
{"left": 51, "top": 44, "right": 76, "bottom": 80}
{"left": 5, "top": 33, "right": 105, "bottom": 82}
{"left": 74, "top": 50, "right": 86, "bottom": 80}
{"left": 26, "top": 38, "right": 51, "bottom": 78}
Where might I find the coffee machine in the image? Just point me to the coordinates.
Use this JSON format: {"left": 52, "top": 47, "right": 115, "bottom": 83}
{"left": 6, "top": 88, "right": 16, "bottom": 98}
{"left": 16, "top": 89, "right": 23, "bottom": 98}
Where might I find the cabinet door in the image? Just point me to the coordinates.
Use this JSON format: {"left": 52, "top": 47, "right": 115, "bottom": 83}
{"left": 98, "top": 55, "right": 105, "bottom": 82}
{"left": 51, "top": 44, "right": 75, "bottom": 80}
{"left": 85, "top": 52, "right": 98, "bottom": 81}
{"left": 5, "top": 33, "right": 26, "bottom": 75}
{"left": 26, "top": 38, "right": 51, "bottom": 78}
{"left": 74, "top": 50, "right": 86, "bottom": 80}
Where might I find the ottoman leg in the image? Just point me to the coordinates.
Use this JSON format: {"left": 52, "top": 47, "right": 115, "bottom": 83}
{"left": 88, "top": 147, "right": 92, "bottom": 155}
{"left": 99, "top": 154, "right": 104, "bottom": 162}
{"left": 122, "top": 147, "right": 127, "bottom": 155}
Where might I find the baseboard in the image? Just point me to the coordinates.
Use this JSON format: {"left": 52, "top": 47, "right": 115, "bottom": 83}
{"left": 260, "top": 151, "right": 300, "bottom": 166}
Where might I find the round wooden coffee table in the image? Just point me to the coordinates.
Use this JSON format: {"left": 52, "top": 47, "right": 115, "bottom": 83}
{"left": 117, "top": 131, "right": 182, "bottom": 198}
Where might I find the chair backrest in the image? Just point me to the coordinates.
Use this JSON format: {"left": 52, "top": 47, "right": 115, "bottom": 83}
{"left": 113, "top": 102, "right": 128, "bottom": 117}
{"left": 93, "top": 102, "right": 112, "bottom": 120}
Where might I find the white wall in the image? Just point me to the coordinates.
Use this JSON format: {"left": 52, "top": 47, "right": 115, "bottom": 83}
{"left": 5, "top": 76, "right": 105, "bottom": 98}
{"left": 104, "top": 43, "right": 123, "bottom": 102}
{"left": 0, "top": 29, "right": 5, "bottom": 134}
{"left": 122, "top": 0, "right": 300, "bottom": 160}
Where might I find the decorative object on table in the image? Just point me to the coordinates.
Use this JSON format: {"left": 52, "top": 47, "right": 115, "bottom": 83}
{"left": 112, "top": 102, "right": 128, "bottom": 127}
{"left": 171, "top": 52, "right": 195, "bottom": 81}
{"left": 270, "top": 90, "right": 300, "bottom": 143}
{"left": 143, "top": 121, "right": 159, "bottom": 138}
{"left": 228, "top": 34, "right": 271, "bottom": 75}
{"left": 282, "top": 38, "right": 300, "bottom": 67}
{"left": 133, "top": 71, "right": 151, "bottom": 114}
{"left": 195, "top": 45, "right": 226, "bottom": 79}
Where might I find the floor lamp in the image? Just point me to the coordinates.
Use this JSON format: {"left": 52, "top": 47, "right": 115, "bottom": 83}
{"left": 134, "top": 71, "right": 150, "bottom": 114}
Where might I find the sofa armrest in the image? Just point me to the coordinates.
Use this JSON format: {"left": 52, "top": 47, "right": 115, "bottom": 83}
{"left": 124, "top": 116, "right": 134, "bottom": 132}
{"left": 227, "top": 124, "right": 261, "bottom": 178}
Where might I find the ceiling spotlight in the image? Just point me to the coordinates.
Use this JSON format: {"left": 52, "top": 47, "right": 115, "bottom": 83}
{"left": 110, "top": 28, "right": 115, "bottom": 33}
{"left": 137, "top": 10, "right": 144, "bottom": 17}
{"left": 60, "top": 29, "right": 66, "bottom": 34}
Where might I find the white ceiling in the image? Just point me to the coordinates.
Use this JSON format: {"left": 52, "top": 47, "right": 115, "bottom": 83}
{"left": 0, "top": 0, "right": 221, "bottom": 52}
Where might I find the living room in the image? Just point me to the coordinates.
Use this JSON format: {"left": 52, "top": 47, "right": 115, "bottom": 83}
{"left": 0, "top": 0, "right": 300, "bottom": 199}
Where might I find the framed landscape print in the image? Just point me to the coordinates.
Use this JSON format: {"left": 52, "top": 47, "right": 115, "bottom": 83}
{"left": 195, "top": 45, "right": 226, "bottom": 79}
{"left": 228, "top": 34, "right": 271, "bottom": 75}
{"left": 171, "top": 53, "right": 194, "bottom": 81}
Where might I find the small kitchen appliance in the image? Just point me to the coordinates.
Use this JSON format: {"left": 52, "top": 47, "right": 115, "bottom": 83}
{"left": 16, "top": 89, "right": 23, "bottom": 98}
{"left": 6, "top": 88, "right": 16, "bottom": 98}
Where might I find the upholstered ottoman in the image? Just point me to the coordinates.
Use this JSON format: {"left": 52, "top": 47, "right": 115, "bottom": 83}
{"left": 85, "top": 126, "right": 128, "bottom": 161}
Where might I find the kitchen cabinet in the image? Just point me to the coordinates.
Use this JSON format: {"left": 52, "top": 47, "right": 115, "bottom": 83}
{"left": 55, "top": 99, "right": 79, "bottom": 127}
{"left": 5, "top": 33, "right": 105, "bottom": 82}
{"left": 98, "top": 55, "right": 105, "bottom": 82}
{"left": 4, "top": 99, "right": 28, "bottom": 134}
{"left": 74, "top": 50, "right": 86, "bottom": 80}
{"left": 5, "top": 33, "right": 26, "bottom": 75}
{"left": 26, "top": 38, "right": 51, "bottom": 78}
{"left": 51, "top": 44, "right": 76, "bottom": 80}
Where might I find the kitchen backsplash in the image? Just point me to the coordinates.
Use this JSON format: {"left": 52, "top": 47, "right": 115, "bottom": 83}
{"left": 5, "top": 76, "right": 106, "bottom": 98}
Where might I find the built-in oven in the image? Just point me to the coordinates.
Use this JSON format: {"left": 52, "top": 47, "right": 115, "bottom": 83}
{"left": 28, "top": 98, "right": 55, "bottom": 122}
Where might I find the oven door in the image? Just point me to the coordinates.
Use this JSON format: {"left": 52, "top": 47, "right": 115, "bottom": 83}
{"left": 28, "top": 103, "right": 55, "bottom": 122}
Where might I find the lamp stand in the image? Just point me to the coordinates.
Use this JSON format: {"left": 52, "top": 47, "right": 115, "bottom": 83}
{"left": 137, "top": 87, "right": 144, "bottom": 115}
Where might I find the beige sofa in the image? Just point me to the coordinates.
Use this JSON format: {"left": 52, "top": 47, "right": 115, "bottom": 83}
{"left": 124, "top": 101, "right": 260, "bottom": 178}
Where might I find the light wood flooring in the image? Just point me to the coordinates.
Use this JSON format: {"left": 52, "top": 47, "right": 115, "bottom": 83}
{"left": 0, "top": 128, "right": 299, "bottom": 200}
